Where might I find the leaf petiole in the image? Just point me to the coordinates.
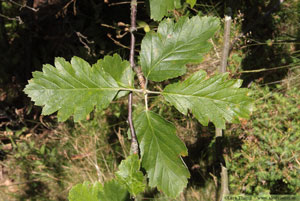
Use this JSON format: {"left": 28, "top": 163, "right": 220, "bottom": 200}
{"left": 119, "top": 88, "right": 161, "bottom": 95}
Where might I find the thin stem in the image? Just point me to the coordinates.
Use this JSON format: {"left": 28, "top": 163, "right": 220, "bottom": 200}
{"left": 144, "top": 93, "right": 148, "bottom": 110}
{"left": 128, "top": 92, "right": 139, "bottom": 155}
{"left": 108, "top": 1, "right": 144, "bottom": 7}
{"left": 219, "top": 15, "right": 231, "bottom": 74}
{"left": 1, "top": 0, "right": 39, "bottom": 12}
{"left": 128, "top": 0, "right": 139, "bottom": 155}
{"left": 120, "top": 88, "right": 161, "bottom": 94}
{"left": 144, "top": 79, "right": 148, "bottom": 111}
{"left": 216, "top": 14, "right": 231, "bottom": 201}
{"left": 144, "top": 90, "right": 161, "bottom": 94}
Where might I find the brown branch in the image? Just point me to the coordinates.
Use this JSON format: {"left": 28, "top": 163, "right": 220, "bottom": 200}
{"left": 129, "top": 1, "right": 145, "bottom": 89}
{"left": 216, "top": 14, "right": 231, "bottom": 201}
{"left": 219, "top": 166, "right": 229, "bottom": 201}
{"left": 57, "top": 0, "right": 77, "bottom": 16}
{"left": 128, "top": 0, "right": 139, "bottom": 155}
{"left": 108, "top": 1, "right": 144, "bottom": 7}
{"left": 75, "top": 31, "right": 95, "bottom": 56}
{"left": 75, "top": 31, "right": 96, "bottom": 56}
{"left": 1, "top": 0, "right": 39, "bottom": 12}
{"left": 0, "top": 13, "right": 23, "bottom": 24}
{"left": 219, "top": 16, "right": 231, "bottom": 74}
{"left": 107, "top": 33, "right": 132, "bottom": 51}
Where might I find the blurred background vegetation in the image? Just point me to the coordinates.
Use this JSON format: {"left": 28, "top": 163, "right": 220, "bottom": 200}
{"left": 0, "top": 0, "right": 299, "bottom": 200}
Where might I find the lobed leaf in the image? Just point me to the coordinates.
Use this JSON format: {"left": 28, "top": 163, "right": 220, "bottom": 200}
{"left": 99, "top": 180, "right": 128, "bottom": 201}
{"left": 186, "top": 0, "right": 197, "bottom": 8}
{"left": 68, "top": 181, "right": 128, "bottom": 201}
{"left": 149, "top": 0, "right": 181, "bottom": 21}
{"left": 140, "top": 16, "right": 219, "bottom": 82}
{"left": 116, "top": 154, "right": 145, "bottom": 196}
{"left": 134, "top": 111, "right": 190, "bottom": 198}
{"left": 162, "top": 70, "right": 253, "bottom": 129}
{"left": 93, "top": 54, "right": 134, "bottom": 98}
{"left": 68, "top": 182, "right": 102, "bottom": 201}
{"left": 24, "top": 55, "right": 133, "bottom": 122}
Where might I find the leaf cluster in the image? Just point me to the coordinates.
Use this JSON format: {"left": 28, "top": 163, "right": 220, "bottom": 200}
{"left": 68, "top": 155, "right": 144, "bottom": 201}
{"left": 149, "top": 0, "right": 197, "bottom": 21}
{"left": 24, "top": 14, "right": 253, "bottom": 199}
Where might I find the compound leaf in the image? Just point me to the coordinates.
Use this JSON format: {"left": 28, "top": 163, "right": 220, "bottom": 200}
{"left": 116, "top": 154, "right": 145, "bottom": 196}
{"left": 134, "top": 111, "right": 190, "bottom": 198}
{"left": 162, "top": 70, "right": 253, "bottom": 129}
{"left": 140, "top": 16, "right": 219, "bottom": 82}
{"left": 149, "top": 0, "right": 181, "bottom": 21}
{"left": 24, "top": 55, "right": 133, "bottom": 122}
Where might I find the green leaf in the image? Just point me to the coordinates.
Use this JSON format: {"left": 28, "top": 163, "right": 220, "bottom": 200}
{"left": 186, "top": 0, "right": 196, "bottom": 8}
{"left": 99, "top": 180, "right": 128, "bottom": 201}
{"left": 116, "top": 154, "right": 145, "bottom": 196}
{"left": 149, "top": 0, "right": 181, "bottom": 21}
{"left": 140, "top": 16, "right": 219, "bottom": 82}
{"left": 137, "top": 20, "right": 151, "bottom": 32}
{"left": 93, "top": 54, "right": 134, "bottom": 98}
{"left": 68, "top": 181, "right": 128, "bottom": 201}
{"left": 24, "top": 56, "right": 133, "bottom": 122}
{"left": 68, "top": 181, "right": 102, "bottom": 201}
{"left": 162, "top": 70, "right": 253, "bottom": 129}
{"left": 134, "top": 111, "right": 190, "bottom": 198}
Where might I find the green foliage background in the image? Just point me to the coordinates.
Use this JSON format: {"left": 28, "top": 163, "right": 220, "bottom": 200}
{"left": 226, "top": 84, "right": 300, "bottom": 194}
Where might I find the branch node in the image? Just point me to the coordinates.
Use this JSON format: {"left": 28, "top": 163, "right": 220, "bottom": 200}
{"left": 130, "top": 27, "right": 137, "bottom": 33}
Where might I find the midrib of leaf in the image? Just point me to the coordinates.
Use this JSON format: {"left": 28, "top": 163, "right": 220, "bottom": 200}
{"left": 163, "top": 92, "right": 235, "bottom": 118}
{"left": 145, "top": 112, "right": 184, "bottom": 169}
{"left": 26, "top": 88, "right": 123, "bottom": 91}
{"left": 146, "top": 42, "right": 188, "bottom": 78}
{"left": 146, "top": 36, "right": 204, "bottom": 77}
{"left": 146, "top": 29, "right": 208, "bottom": 79}
{"left": 162, "top": 92, "right": 245, "bottom": 103}
{"left": 163, "top": 87, "right": 246, "bottom": 102}
{"left": 162, "top": 77, "right": 249, "bottom": 123}
{"left": 163, "top": 73, "right": 243, "bottom": 98}
{"left": 146, "top": 112, "right": 161, "bottom": 155}
{"left": 31, "top": 74, "right": 132, "bottom": 91}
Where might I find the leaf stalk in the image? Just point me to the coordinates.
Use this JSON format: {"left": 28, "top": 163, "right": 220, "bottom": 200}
{"left": 120, "top": 88, "right": 161, "bottom": 95}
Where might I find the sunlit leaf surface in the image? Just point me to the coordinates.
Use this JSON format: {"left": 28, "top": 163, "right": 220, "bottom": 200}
{"left": 134, "top": 111, "right": 190, "bottom": 198}
{"left": 140, "top": 16, "right": 219, "bottom": 82}
{"left": 24, "top": 55, "right": 133, "bottom": 122}
{"left": 163, "top": 70, "right": 253, "bottom": 128}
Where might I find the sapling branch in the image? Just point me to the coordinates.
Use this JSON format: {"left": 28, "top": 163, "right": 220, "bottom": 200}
{"left": 128, "top": 92, "right": 139, "bottom": 155}
{"left": 217, "top": 14, "right": 231, "bottom": 201}
{"left": 129, "top": 0, "right": 146, "bottom": 90}
{"left": 128, "top": 0, "right": 139, "bottom": 155}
